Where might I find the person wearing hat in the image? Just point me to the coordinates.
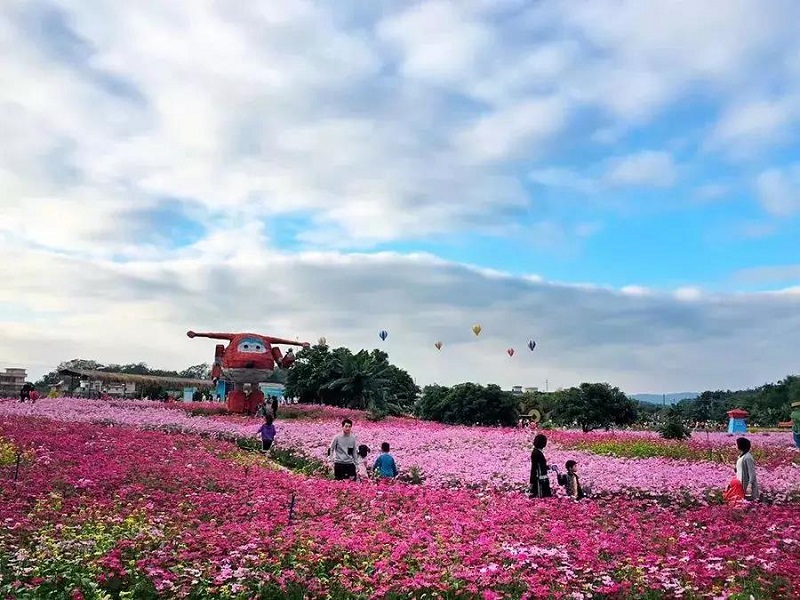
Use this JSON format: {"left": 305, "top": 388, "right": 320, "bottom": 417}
{"left": 791, "top": 401, "right": 800, "bottom": 449}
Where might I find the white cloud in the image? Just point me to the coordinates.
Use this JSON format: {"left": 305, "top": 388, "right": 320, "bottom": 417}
{"left": 529, "top": 150, "right": 678, "bottom": 193}
{"left": 2, "top": 0, "right": 799, "bottom": 254}
{"left": 694, "top": 183, "right": 730, "bottom": 202}
{"left": 603, "top": 151, "right": 677, "bottom": 188}
{"left": 705, "top": 96, "right": 800, "bottom": 157}
{"left": 673, "top": 287, "right": 703, "bottom": 301}
{"left": 733, "top": 265, "right": 800, "bottom": 284}
{"left": 2, "top": 241, "right": 799, "bottom": 394}
{"left": 755, "top": 165, "right": 800, "bottom": 217}
{"left": 377, "top": 0, "right": 494, "bottom": 86}
{"left": 3, "top": 0, "right": 800, "bottom": 397}
{"left": 528, "top": 168, "right": 597, "bottom": 194}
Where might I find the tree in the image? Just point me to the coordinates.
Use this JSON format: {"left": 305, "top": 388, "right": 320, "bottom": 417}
{"left": 550, "top": 382, "right": 638, "bottom": 432}
{"left": 517, "top": 390, "right": 561, "bottom": 424}
{"left": 324, "top": 350, "right": 392, "bottom": 412}
{"left": 659, "top": 406, "right": 692, "bottom": 440}
{"left": 284, "top": 344, "right": 419, "bottom": 416}
{"left": 179, "top": 364, "right": 211, "bottom": 380}
{"left": 415, "top": 382, "right": 518, "bottom": 427}
{"left": 284, "top": 344, "right": 337, "bottom": 403}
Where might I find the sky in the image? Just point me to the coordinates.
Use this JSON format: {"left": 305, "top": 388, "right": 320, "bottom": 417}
{"left": 1, "top": 0, "right": 799, "bottom": 394}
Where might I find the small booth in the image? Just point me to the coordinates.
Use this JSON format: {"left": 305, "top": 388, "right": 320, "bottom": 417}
{"left": 727, "top": 408, "right": 749, "bottom": 434}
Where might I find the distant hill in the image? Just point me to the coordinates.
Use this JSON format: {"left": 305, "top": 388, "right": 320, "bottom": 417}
{"left": 630, "top": 392, "right": 699, "bottom": 405}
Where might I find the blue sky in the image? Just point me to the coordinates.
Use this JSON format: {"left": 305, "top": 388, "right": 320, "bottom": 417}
{"left": 1, "top": 0, "right": 800, "bottom": 392}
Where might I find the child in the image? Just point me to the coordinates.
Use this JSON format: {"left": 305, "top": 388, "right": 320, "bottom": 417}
{"left": 564, "top": 460, "right": 585, "bottom": 500}
{"left": 257, "top": 415, "right": 276, "bottom": 451}
{"left": 372, "top": 442, "right": 398, "bottom": 479}
{"left": 356, "top": 444, "right": 372, "bottom": 480}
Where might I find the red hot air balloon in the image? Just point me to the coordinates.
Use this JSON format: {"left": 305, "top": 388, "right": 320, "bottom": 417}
{"left": 507, "top": 348, "right": 515, "bottom": 357}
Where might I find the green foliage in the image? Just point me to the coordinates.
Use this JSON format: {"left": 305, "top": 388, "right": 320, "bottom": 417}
{"left": 549, "top": 382, "right": 638, "bottom": 432}
{"left": 396, "top": 465, "right": 426, "bottom": 485}
{"left": 268, "top": 446, "right": 328, "bottom": 476}
{"left": 659, "top": 407, "right": 692, "bottom": 440}
{"left": 234, "top": 436, "right": 327, "bottom": 476}
{"left": 414, "top": 382, "right": 518, "bottom": 426}
{"left": 675, "top": 375, "right": 800, "bottom": 427}
{"left": 284, "top": 345, "right": 418, "bottom": 417}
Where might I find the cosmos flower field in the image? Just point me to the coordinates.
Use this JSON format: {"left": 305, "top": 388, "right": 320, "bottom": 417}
{"left": 1, "top": 398, "right": 799, "bottom": 599}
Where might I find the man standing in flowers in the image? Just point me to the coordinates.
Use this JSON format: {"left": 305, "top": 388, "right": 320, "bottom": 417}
{"left": 329, "top": 419, "right": 359, "bottom": 481}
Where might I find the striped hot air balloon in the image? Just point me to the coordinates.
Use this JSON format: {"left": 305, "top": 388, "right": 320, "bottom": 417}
{"left": 379, "top": 330, "right": 388, "bottom": 341}
{"left": 434, "top": 341, "right": 443, "bottom": 350}
{"left": 528, "top": 340, "right": 536, "bottom": 351}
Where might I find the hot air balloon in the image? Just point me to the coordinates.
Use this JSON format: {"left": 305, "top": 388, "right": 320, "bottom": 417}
{"left": 528, "top": 340, "right": 536, "bottom": 351}
{"left": 434, "top": 341, "right": 443, "bottom": 350}
{"left": 318, "top": 336, "right": 327, "bottom": 346}
{"left": 507, "top": 348, "right": 515, "bottom": 357}
{"left": 472, "top": 324, "right": 482, "bottom": 336}
{"left": 379, "top": 330, "right": 388, "bottom": 341}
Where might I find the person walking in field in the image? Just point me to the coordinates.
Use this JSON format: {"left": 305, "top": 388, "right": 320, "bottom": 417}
{"left": 257, "top": 414, "right": 276, "bottom": 451}
{"left": 329, "top": 419, "right": 359, "bottom": 481}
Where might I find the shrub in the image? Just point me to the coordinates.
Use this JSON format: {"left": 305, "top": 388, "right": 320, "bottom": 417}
{"left": 659, "top": 408, "right": 692, "bottom": 440}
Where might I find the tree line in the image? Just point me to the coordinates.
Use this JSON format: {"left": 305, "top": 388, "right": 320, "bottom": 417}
{"left": 34, "top": 347, "right": 800, "bottom": 430}
{"left": 674, "top": 375, "right": 800, "bottom": 428}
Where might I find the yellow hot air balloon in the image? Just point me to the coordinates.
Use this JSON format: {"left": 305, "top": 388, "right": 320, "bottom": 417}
{"left": 434, "top": 341, "right": 443, "bottom": 350}
{"left": 472, "top": 324, "right": 482, "bottom": 336}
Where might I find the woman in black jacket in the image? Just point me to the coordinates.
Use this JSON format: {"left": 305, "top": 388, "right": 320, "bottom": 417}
{"left": 530, "top": 434, "right": 552, "bottom": 498}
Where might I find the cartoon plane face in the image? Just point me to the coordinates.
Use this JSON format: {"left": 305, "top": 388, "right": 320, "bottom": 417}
{"left": 226, "top": 335, "right": 275, "bottom": 369}
{"left": 236, "top": 337, "right": 269, "bottom": 354}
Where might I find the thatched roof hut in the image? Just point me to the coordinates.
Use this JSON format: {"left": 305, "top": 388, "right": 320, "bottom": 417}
{"left": 58, "top": 368, "right": 213, "bottom": 389}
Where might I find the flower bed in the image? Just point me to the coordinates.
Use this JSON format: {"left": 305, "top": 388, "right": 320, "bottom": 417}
{"left": 1, "top": 398, "right": 799, "bottom": 503}
{"left": 551, "top": 430, "right": 800, "bottom": 468}
{"left": 2, "top": 415, "right": 799, "bottom": 599}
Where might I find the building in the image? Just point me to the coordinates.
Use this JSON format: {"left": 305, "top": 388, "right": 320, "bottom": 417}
{"left": 0, "top": 367, "right": 27, "bottom": 397}
{"left": 510, "top": 385, "right": 540, "bottom": 395}
{"left": 56, "top": 367, "right": 212, "bottom": 399}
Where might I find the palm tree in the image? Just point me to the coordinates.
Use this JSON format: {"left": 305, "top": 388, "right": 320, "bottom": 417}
{"left": 323, "top": 350, "right": 394, "bottom": 414}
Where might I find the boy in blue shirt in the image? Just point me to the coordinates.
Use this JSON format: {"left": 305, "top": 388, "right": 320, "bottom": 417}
{"left": 372, "top": 442, "right": 398, "bottom": 479}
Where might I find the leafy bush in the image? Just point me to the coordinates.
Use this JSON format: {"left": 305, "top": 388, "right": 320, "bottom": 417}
{"left": 659, "top": 408, "right": 692, "bottom": 440}
{"left": 233, "top": 436, "right": 327, "bottom": 476}
{"left": 268, "top": 446, "right": 328, "bottom": 476}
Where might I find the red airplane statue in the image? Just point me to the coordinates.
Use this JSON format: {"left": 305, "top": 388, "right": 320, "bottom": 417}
{"left": 187, "top": 330, "right": 310, "bottom": 414}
